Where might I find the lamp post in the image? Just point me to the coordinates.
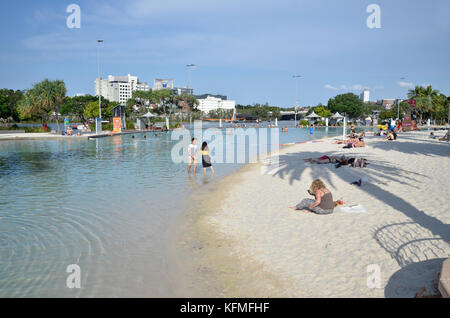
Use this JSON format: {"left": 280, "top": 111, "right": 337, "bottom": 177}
{"left": 97, "top": 40, "right": 104, "bottom": 134}
{"left": 186, "top": 64, "right": 196, "bottom": 91}
{"left": 293, "top": 75, "right": 301, "bottom": 126}
{"left": 397, "top": 77, "right": 406, "bottom": 120}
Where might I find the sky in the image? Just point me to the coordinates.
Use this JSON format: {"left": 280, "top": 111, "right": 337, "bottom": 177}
{"left": 0, "top": 0, "right": 449, "bottom": 107}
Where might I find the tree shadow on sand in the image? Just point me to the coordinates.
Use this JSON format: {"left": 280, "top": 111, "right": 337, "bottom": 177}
{"left": 272, "top": 150, "right": 449, "bottom": 243}
{"left": 271, "top": 149, "right": 450, "bottom": 297}
{"left": 367, "top": 135, "right": 450, "bottom": 157}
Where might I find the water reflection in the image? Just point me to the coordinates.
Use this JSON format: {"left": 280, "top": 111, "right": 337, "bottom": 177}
{"left": 0, "top": 127, "right": 344, "bottom": 297}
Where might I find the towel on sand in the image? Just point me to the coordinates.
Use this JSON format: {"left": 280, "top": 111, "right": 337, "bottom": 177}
{"left": 340, "top": 204, "right": 369, "bottom": 214}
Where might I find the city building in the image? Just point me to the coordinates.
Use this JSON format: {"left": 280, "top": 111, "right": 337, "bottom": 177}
{"left": 95, "top": 74, "right": 150, "bottom": 104}
{"left": 196, "top": 95, "right": 235, "bottom": 114}
{"left": 153, "top": 79, "right": 174, "bottom": 90}
{"left": 381, "top": 99, "right": 396, "bottom": 109}
{"left": 154, "top": 79, "right": 193, "bottom": 95}
{"left": 360, "top": 89, "right": 370, "bottom": 103}
{"left": 195, "top": 94, "right": 227, "bottom": 100}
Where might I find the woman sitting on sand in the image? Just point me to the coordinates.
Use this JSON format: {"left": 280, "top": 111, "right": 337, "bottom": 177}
{"left": 385, "top": 131, "right": 397, "bottom": 141}
{"left": 289, "top": 179, "right": 336, "bottom": 215}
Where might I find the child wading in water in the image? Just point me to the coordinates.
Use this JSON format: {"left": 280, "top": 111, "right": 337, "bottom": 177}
{"left": 201, "top": 142, "right": 215, "bottom": 176}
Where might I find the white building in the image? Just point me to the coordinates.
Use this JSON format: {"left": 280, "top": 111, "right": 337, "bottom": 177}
{"left": 153, "top": 79, "right": 174, "bottom": 90}
{"left": 197, "top": 95, "right": 236, "bottom": 114}
{"left": 360, "top": 89, "right": 370, "bottom": 103}
{"left": 95, "top": 74, "right": 150, "bottom": 104}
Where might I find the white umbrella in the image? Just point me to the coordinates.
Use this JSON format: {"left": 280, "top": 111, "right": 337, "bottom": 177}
{"left": 331, "top": 112, "right": 344, "bottom": 119}
{"left": 306, "top": 111, "right": 320, "bottom": 118}
{"left": 142, "top": 112, "right": 157, "bottom": 118}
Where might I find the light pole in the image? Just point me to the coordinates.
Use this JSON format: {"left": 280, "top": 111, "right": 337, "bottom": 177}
{"left": 397, "top": 77, "right": 406, "bottom": 120}
{"left": 186, "top": 64, "right": 196, "bottom": 91}
{"left": 293, "top": 75, "right": 301, "bottom": 126}
{"left": 97, "top": 40, "right": 104, "bottom": 134}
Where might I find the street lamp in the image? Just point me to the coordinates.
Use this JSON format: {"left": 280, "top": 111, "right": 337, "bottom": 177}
{"left": 397, "top": 77, "right": 406, "bottom": 120}
{"left": 97, "top": 40, "right": 104, "bottom": 134}
{"left": 186, "top": 64, "right": 196, "bottom": 90}
{"left": 293, "top": 75, "right": 301, "bottom": 126}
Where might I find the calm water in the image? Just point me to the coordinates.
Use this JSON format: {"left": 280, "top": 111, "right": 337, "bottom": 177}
{"left": 0, "top": 125, "right": 345, "bottom": 297}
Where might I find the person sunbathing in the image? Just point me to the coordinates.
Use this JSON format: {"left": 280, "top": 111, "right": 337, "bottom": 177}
{"left": 335, "top": 138, "right": 358, "bottom": 144}
{"left": 335, "top": 157, "right": 368, "bottom": 168}
{"left": 343, "top": 140, "right": 365, "bottom": 148}
{"left": 303, "top": 155, "right": 346, "bottom": 164}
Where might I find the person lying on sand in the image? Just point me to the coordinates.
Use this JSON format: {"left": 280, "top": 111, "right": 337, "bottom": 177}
{"left": 334, "top": 138, "right": 358, "bottom": 144}
{"left": 335, "top": 157, "right": 368, "bottom": 168}
{"left": 289, "top": 179, "right": 338, "bottom": 214}
{"left": 303, "top": 155, "right": 346, "bottom": 164}
{"left": 343, "top": 140, "right": 365, "bottom": 148}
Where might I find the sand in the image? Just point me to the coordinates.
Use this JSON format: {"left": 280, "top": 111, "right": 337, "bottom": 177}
{"left": 177, "top": 130, "right": 450, "bottom": 298}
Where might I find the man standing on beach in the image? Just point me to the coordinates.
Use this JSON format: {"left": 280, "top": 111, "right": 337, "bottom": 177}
{"left": 187, "top": 138, "right": 198, "bottom": 174}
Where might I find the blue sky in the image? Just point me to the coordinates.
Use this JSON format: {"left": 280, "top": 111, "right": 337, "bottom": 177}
{"left": 0, "top": 0, "right": 449, "bottom": 107}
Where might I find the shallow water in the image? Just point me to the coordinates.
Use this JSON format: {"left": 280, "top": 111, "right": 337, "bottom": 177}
{"left": 0, "top": 126, "right": 346, "bottom": 297}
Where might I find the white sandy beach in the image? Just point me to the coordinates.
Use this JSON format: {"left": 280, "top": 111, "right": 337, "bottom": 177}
{"left": 178, "top": 130, "right": 450, "bottom": 298}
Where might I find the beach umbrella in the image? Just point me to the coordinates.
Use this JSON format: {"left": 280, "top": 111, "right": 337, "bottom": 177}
{"left": 306, "top": 111, "right": 320, "bottom": 118}
{"left": 331, "top": 112, "right": 344, "bottom": 119}
{"left": 142, "top": 112, "right": 157, "bottom": 118}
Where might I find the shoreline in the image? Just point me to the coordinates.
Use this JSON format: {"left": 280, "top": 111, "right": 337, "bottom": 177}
{"left": 176, "top": 130, "right": 450, "bottom": 297}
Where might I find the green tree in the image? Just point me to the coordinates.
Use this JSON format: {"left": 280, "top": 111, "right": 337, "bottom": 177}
{"left": 19, "top": 79, "right": 67, "bottom": 133}
{"left": 84, "top": 100, "right": 116, "bottom": 120}
{"left": 61, "top": 95, "right": 99, "bottom": 125}
{"left": 0, "top": 89, "right": 23, "bottom": 122}
{"left": 18, "top": 88, "right": 48, "bottom": 123}
{"left": 408, "top": 85, "right": 439, "bottom": 124}
{"left": 126, "top": 90, "right": 153, "bottom": 118}
{"left": 36, "top": 79, "right": 66, "bottom": 134}
{"left": 327, "top": 93, "right": 365, "bottom": 119}
{"left": 310, "top": 105, "right": 332, "bottom": 118}
{"left": 150, "top": 89, "right": 180, "bottom": 127}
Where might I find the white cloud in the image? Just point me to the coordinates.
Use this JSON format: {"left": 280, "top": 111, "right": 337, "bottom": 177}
{"left": 324, "top": 84, "right": 338, "bottom": 90}
{"left": 374, "top": 85, "right": 384, "bottom": 90}
{"left": 339, "top": 84, "right": 368, "bottom": 91}
{"left": 397, "top": 81, "right": 414, "bottom": 88}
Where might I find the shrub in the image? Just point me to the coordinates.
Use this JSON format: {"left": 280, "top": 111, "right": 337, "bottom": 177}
{"left": 89, "top": 123, "right": 113, "bottom": 132}
{"left": 299, "top": 120, "right": 309, "bottom": 126}
{"left": 126, "top": 120, "right": 135, "bottom": 130}
{"left": 24, "top": 126, "right": 47, "bottom": 133}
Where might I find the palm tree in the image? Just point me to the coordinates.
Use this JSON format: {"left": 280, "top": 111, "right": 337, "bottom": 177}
{"left": 407, "top": 85, "right": 439, "bottom": 124}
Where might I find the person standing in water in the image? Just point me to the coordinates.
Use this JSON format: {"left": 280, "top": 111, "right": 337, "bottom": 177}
{"left": 201, "top": 142, "right": 215, "bottom": 176}
{"left": 309, "top": 124, "right": 314, "bottom": 138}
{"left": 187, "top": 138, "right": 198, "bottom": 174}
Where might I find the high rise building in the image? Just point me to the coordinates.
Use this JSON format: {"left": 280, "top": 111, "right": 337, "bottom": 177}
{"left": 95, "top": 74, "right": 150, "bottom": 104}
{"left": 197, "top": 95, "right": 235, "bottom": 114}
{"left": 153, "top": 79, "right": 193, "bottom": 95}
{"left": 360, "top": 89, "right": 370, "bottom": 103}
